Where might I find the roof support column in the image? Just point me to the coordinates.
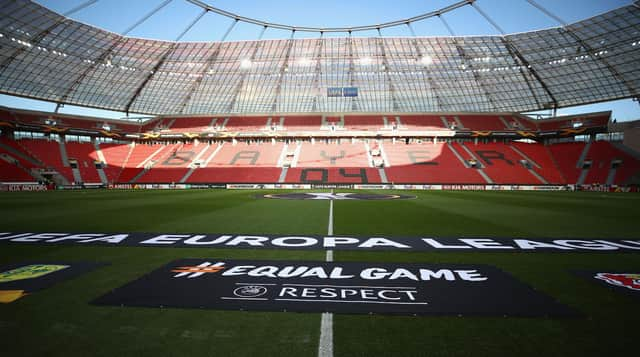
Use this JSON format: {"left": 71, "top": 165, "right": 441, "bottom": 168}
{"left": 178, "top": 18, "right": 239, "bottom": 113}
{"left": 472, "top": 1, "right": 558, "bottom": 111}
{"left": 226, "top": 26, "right": 268, "bottom": 112}
{"left": 438, "top": 14, "right": 499, "bottom": 111}
{"left": 269, "top": 31, "right": 296, "bottom": 112}
{"left": 407, "top": 22, "right": 443, "bottom": 111}
{"left": 311, "top": 34, "right": 324, "bottom": 112}
{"left": 124, "top": 5, "right": 207, "bottom": 114}
{"left": 376, "top": 29, "right": 400, "bottom": 112}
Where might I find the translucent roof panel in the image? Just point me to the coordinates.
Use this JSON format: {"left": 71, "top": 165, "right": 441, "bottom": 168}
{"left": 0, "top": 0, "right": 638, "bottom": 115}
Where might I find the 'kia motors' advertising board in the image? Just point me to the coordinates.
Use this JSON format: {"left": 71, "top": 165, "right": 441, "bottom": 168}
{"left": 93, "top": 259, "right": 577, "bottom": 316}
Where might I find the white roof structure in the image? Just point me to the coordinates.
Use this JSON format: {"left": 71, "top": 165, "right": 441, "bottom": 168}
{"left": 0, "top": 0, "right": 639, "bottom": 115}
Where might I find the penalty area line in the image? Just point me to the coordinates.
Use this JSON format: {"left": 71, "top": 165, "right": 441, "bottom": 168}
{"left": 318, "top": 198, "right": 334, "bottom": 357}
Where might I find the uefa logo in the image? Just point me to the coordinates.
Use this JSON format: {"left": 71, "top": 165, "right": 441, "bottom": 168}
{"left": 233, "top": 285, "right": 268, "bottom": 298}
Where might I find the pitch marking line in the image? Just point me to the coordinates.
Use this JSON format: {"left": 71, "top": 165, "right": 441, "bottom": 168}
{"left": 318, "top": 198, "right": 334, "bottom": 357}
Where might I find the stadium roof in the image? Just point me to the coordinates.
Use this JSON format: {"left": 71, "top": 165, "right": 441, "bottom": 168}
{"left": 0, "top": 0, "right": 639, "bottom": 116}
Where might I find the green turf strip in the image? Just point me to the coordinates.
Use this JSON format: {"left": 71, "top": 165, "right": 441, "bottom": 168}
{"left": 0, "top": 189, "right": 638, "bottom": 356}
{"left": 334, "top": 190, "right": 640, "bottom": 238}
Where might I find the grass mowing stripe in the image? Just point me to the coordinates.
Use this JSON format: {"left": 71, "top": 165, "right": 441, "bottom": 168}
{"left": 319, "top": 198, "right": 334, "bottom": 357}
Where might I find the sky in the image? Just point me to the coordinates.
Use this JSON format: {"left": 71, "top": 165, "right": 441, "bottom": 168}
{"left": 1, "top": 0, "right": 638, "bottom": 121}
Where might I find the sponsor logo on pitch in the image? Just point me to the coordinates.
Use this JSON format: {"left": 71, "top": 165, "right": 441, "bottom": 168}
{"left": 595, "top": 273, "right": 640, "bottom": 291}
{"left": 0, "top": 264, "right": 69, "bottom": 283}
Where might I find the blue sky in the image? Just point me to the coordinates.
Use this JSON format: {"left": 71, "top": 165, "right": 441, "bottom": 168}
{"left": 1, "top": 0, "right": 638, "bottom": 121}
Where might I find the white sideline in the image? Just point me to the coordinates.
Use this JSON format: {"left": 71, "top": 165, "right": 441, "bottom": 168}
{"left": 318, "top": 199, "right": 334, "bottom": 357}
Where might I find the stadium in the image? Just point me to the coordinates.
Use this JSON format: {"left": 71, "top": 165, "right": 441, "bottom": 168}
{"left": 0, "top": 0, "right": 639, "bottom": 356}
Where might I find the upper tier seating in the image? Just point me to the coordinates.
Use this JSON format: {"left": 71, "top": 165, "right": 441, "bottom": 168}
{"left": 509, "top": 116, "right": 537, "bottom": 131}
{"left": 167, "top": 117, "right": 214, "bottom": 132}
{"left": 224, "top": 117, "right": 268, "bottom": 132}
{"left": 343, "top": 116, "right": 384, "bottom": 131}
{"left": 456, "top": 115, "right": 509, "bottom": 131}
{"left": 282, "top": 116, "right": 322, "bottom": 131}
{"left": 396, "top": 115, "right": 447, "bottom": 131}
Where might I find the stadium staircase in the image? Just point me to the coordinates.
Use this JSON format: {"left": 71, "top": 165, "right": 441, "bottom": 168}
{"left": 457, "top": 143, "right": 493, "bottom": 183}
{"left": 65, "top": 142, "right": 103, "bottom": 183}
{"left": 17, "top": 139, "right": 72, "bottom": 184}
{"left": 0, "top": 138, "right": 43, "bottom": 166}
{"left": 500, "top": 143, "right": 549, "bottom": 185}
{"left": 99, "top": 143, "right": 133, "bottom": 183}
{"left": 465, "top": 142, "right": 542, "bottom": 184}
{"left": 91, "top": 142, "right": 109, "bottom": 184}
{"left": 0, "top": 155, "right": 36, "bottom": 182}
{"left": 575, "top": 141, "right": 592, "bottom": 185}
{"left": 511, "top": 142, "right": 563, "bottom": 184}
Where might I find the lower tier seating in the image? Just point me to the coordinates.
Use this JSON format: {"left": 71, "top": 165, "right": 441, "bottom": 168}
{"left": 1, "top": 137, "right": 638, "bottom": 186}
{"left": 384, "top": 142, "right": 486, "bottom": 184}
{"left": 187, "top": 167, "right": 282, "bottom": 183}
{"left": 285, "top": 167, "right": 382, "bottom": 184}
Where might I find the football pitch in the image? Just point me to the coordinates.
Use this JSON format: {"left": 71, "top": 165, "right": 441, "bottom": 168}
{"left": 1, "top": 189, "right": 639, "bottom": 356}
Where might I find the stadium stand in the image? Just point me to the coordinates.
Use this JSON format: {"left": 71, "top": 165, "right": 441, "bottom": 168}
{"left": 65, "top": 142, "right": 103, "bottom": 183}
{"left": 384, "top": 142, "right": 486, "bottom": 184}
{"left": 547, "top": 142, "right": 587, "bottom": 184}
{"left": 583, "top": 141, "right": 640, "bottom": 185}
{"left": 510, "top": 142, "right": 566, "bottom": 184}
{"left": 0, "top": 146, "right": 35, "bottom": 182}
{"left": 465, "top": 142, "right": 542, "bottom": 184}
{"left": 396, "top": 115, "right": 447, "bottom": 131}
{"left": 0, "top": 134, "right": 638, "bottom": 186}
{"left": 225, "top": 117, "right": 269, "bottom": 132}
{"left": 282, "top": 116, "right": 322, "bottom": 131}
{"left": 1, "top": 107, "right": 638, "bottom": 187}
{"left": 294, "top": 142, "right": 370, "bottom": 168}
{"left": 165, "top": 117, "right": 215, "bottom": 133}
{"left": 457, "top": 115, "right": 509, "bottom": 131}
{"left": 99, "top": 143, "right": 133, "bottom": 183}
{"left": 116, "top": 143, "right": 164, "bottom": 183}
{"left": 343, "top": 115, "right": 384, "bottom": 131}
{"left": 284, "top": 141, "right": 380, "bottom": 183}
{"left": 15, "top": 139, "right": 74, "bottom": 183}
{"left": 187, "top": 142, "right": 284, "bottom": 183}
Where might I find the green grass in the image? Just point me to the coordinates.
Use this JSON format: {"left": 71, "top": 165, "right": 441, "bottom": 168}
{"left": 0, "top": 189, "right": 639, "bottom": 356}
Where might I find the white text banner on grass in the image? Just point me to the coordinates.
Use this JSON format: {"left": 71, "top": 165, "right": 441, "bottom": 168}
{"left": 1, "top": 233, "right": 639, "bottom": 252}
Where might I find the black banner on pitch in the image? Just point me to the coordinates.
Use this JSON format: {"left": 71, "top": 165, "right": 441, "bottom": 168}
{"left": 573, "top": 271, "right": 640, "bottom": 299}
{"left": 93, "top": 259, "right": 577, "bottom": 317}
{"left": 0, "top": 261, "right": 105, "bottom": 303}
{"left": 1, "top": 232, "right": 639, "bottom": 252}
